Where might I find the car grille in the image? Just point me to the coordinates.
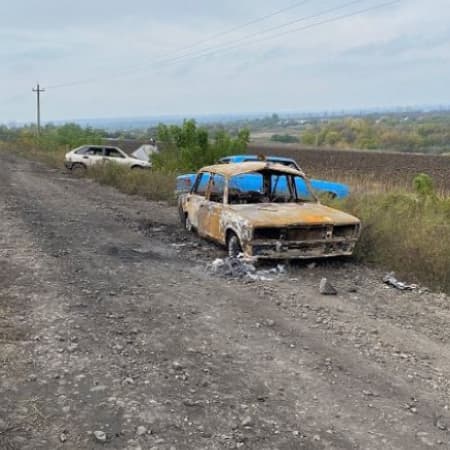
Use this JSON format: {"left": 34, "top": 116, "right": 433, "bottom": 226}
{"left": 253, "top": 224, "right": 358, "bottom": 241}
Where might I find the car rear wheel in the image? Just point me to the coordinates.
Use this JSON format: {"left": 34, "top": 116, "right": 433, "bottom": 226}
{"left": 131, "top": 165, "right": 144, "bottom": 170}
{"left": 178, "top": 206, "right": 187, "bottom": 226}
{"left": 227, "top": 232, "right": 242, "bottom": 258}
{"left": 71, "top": 163, "right": 87, "bottom": 177}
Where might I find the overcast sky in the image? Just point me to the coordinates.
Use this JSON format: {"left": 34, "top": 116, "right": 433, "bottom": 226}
{"left": 1, "top": 0, "right": 449, "bottom": 123}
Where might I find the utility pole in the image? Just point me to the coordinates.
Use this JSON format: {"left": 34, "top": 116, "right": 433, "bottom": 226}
{"left": 32, "top": 83, "right": 45, "bottom": 136}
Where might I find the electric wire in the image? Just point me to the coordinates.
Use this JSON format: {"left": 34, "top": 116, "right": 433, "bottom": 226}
{"left": 46, "top": 0, "right": 379, "bottom": 89}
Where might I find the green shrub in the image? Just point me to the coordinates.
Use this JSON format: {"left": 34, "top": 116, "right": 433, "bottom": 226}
{"left": 152, "top": 119, "right": 249, "bottom": 171}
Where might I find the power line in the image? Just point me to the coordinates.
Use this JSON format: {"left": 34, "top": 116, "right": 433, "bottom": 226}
{"left": 46, "top": 0, "right": 366, "bottom": 90}
{"left": 46, "top": 0, "right": 312, "bottom": 89}
{"left": 47, "top": 0, "right": 400, "bottom": 91}
{"left": 170, "top": 0, "right": 313, "bottom": 55}
{"left": 187, "top": 0, "right": 401, "bottom": 62}
{"left": 170, "top": 0, "right": 367, "bottom": 65}
{"left": 118, "top": 0, "right": 401, "bottom": 81}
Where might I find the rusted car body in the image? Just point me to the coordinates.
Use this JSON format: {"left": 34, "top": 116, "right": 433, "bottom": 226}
{"left": 178, "top": 162, "right": 361, "bottom": 259}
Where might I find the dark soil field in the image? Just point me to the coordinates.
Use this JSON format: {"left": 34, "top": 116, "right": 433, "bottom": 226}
{"left": 249, "top": 143, "right": 450, "bottom": 193}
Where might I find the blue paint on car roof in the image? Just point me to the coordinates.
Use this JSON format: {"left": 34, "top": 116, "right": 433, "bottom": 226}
{"left": 221, "top": 155, "right": 296, "bottom": 163}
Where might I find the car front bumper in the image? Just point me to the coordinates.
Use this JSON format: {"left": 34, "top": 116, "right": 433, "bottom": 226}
{"left": 245, "top": 238, "right": 358, "bottom": 259}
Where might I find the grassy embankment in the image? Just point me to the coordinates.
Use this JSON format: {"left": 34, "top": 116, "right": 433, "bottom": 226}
{"left": 1, "top": 125, "right": 449, "bottom": 294}
{"left": 330, "top": 180, "right": 450, "bottom": 293}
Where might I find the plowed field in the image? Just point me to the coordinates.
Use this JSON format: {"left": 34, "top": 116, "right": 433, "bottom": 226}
{"left": 249, "top": 143, "right": 450, "bottom": 193}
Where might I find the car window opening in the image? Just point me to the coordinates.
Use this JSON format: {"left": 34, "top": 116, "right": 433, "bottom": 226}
{"left": 209, "top": 174, "right": 225, "bottom": 203}
{"left": 228, "top": 170, "right": 315, "bottom": 205}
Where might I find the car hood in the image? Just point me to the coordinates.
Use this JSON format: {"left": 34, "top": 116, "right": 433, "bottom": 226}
{"left": 226, "top": 203, "right": 359, "bottom": 227}
{"left": 131, "top": 157, "right": 151, "bottom": 165}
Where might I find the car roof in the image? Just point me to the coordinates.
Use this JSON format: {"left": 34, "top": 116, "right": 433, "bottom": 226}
{"left": 221, "top": 154, "right": 296, "bottom": 163}
{"left": 200, "top": 161, "right": 305, "bottom": 178}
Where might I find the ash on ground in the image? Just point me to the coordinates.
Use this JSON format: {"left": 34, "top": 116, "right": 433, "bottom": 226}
{"left": 207, "top": 257, "right": 285, "bottom": 281}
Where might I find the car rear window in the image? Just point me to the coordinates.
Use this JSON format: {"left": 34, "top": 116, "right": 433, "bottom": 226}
{"left": 84, "top": 147, "right": 103, "bottom": 156}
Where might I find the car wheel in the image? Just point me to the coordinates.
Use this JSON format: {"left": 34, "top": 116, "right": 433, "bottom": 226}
{"left": 71, "top": 163, "right": 87, "bottom": 177}
{"left": 227, "top": 232, "right": 242, "bottom": 258}
{"left": 178, "top": 206, "right": 187, "bottom": 226}
{"left": 131, "top": 165, "right": 144, "bottom": 170}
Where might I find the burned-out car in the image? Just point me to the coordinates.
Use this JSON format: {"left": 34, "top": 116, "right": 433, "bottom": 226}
{"left": 178, "top": 162, "right": 361, "bottom": 259}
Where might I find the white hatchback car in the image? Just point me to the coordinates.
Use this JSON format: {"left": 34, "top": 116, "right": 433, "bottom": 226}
{"left": 64, "top": 145, "right": 151, "bottom": 174}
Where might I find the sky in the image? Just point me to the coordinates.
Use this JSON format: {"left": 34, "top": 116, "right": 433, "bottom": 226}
{"left": 1, "top": 0, "right": 449, "bottom": 123}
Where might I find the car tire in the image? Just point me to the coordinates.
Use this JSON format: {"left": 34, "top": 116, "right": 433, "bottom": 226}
{"left": 131, "top": 165, "right": 144, "bottom": 170}
{"left": 71, "top": 163, "right": 87, "bottom": 177}
{"left": 178, "top": 206, "right": 187, "bottom": 226}
{"left": 227, "top": 232, "right": 242, "bottom": 258}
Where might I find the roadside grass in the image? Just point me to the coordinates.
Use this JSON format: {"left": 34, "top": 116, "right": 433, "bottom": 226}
{"left": 313, "top": 168, "right": 450, "bottom": 197}
{"left": 1, "top": 142, "right": 177, "bottom": 203}
{"left": 87, "top": 164, "right": 176, "bottom": 204}
{"left": 328, "top": 188, "right": 450, "bottom": 293}
{"left": 0, "top": 141, "right": 67, "bottom": 169}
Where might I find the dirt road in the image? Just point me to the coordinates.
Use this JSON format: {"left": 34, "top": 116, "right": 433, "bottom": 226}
{"left": 1, "top": 152, "right": 450, "bottom": 449}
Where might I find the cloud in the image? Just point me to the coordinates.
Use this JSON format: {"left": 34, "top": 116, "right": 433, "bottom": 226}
{"left": 1, "top": 0, "right": 449, "bottom": 122}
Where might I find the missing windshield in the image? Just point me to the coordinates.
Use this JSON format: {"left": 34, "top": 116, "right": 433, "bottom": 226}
{"left": 228, "top": 170, "right": 315, "bottom": 205}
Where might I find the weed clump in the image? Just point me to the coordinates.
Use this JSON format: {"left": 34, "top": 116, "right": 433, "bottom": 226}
{"left": 88, "top": 164, "right": 177, "bottom": 204}
{"left": 333, "top": 174, "right": 450, "bottom": 292}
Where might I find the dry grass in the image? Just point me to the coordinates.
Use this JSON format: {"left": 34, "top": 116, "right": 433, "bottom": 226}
{"left": 0, "top": 141, "right": 66, "bottom": 169}
{"left": 1, "top": 143, "right": 177, "bottom": 203}
{"left": 88, "top": 164, "right": 177, "bottom": 204}
{"left": 329, "top": 190, "right": 450, "bottom": 293}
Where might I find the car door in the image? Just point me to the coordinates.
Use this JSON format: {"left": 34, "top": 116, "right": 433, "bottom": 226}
{"left": 82, "top": 146, "right": 104, "bottom": 166}
{"left": 103, "top": 147, "right": 128, "bottom": 166}
{"left": 185, "top": 172, "right": 211, "bottom": 234}
{"left": 202, "top": 174, "right": 225, "bottom": 243}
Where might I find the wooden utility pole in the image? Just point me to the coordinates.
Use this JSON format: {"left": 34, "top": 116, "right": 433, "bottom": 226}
{"left": 32, "top": 83, "right": 45, "bottom": 136}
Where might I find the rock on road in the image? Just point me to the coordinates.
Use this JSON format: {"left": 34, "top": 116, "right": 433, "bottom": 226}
{"left": 1, "top": 152, "right": 450, "bottom": 449}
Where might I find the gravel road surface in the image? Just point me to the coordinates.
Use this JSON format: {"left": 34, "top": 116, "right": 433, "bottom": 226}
{"left": 1, "top": 152, "right": 450, "bottom": 449}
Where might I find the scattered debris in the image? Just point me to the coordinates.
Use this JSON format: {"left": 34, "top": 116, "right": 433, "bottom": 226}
{"left": 319, "top": 278, "right": 337, "bottom": 295}
{"left": 93, "top": 430, "right": 107, "bottom": 443}
{"left": 172, "top": 361, "right": 184, "bottom": 371}
{"left": 434, "top": 414, "right": 449, "bottom": 431}
{"left": 136, "top": 425, "right": 147, "bottom": 436}
{"left": 383, "top": 272, "right": 418, "bottom": 290}
{"left": 207, "top": 257, "right": 285, "bottom": 281}
{"left": 241, "top": 416, "right": 253, "bottom": 427}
